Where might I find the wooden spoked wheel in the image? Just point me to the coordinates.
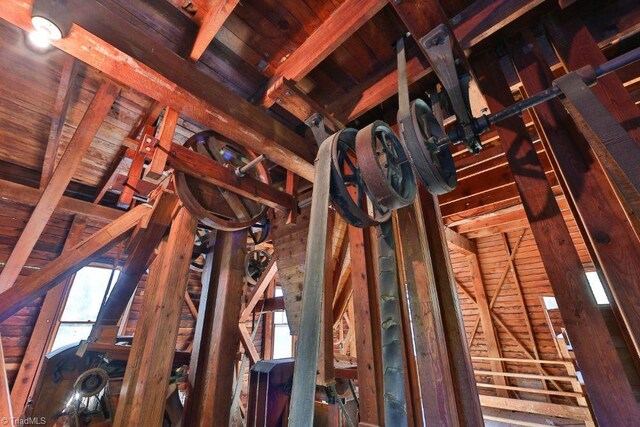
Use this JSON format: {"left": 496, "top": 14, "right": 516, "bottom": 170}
{"left": 175, "top": 131, "right": 270, "bottom": 231}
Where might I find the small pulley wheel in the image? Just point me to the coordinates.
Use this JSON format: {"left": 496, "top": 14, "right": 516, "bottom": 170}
{"left": 74, "top": 368, "right": 109, "bottom": 398}
{"left": 190, "top": 228, "right": 214, "bottom": 272}
{"left": 398, "top": 99, "right": 457, "bottom": 195}
{"left": 355, "top": 121, "right": 416, "bottom": 211}
{"left": 249, "top": 218, "right": 270, "bottom": 245}
{"left": 246, "top": 249, "right": 271, "bottom": 286}
{"left": 175, "top": 130, "right": 270, "bottom": 231}
{"left": 328, "top": 129, "right": 391, "bottom": 228}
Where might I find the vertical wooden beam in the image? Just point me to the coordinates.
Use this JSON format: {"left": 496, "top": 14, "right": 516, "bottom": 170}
{"left": 392, "top": 205, "right": 460, "bottom": 426}
{"left": 183, "top": 230, "right": 246, "bottom": 427}
{"left": 347, "top": 225, "right": 384, "bottom": 425}
{"left": 507, "top": 33, "right": 640, "bottom": 361}
{"left": 468, "top": 253, "right": 509, "bottom": 397}
{"left": 417, "top": 189, "right": 484, "bottom": 425}
{"left": 472, "top": 50, "right": 640, "bottom": 425}
{"left": 113, "top": 207, "right": 197, "bottom": 426}
{"left": 0, "top": 335, "right": 11, "bottom": 422}
{"left": 318, "top": 213, "right": 335, "bottom": 385}
{"left": 145, "top": 108, "right": 179, "bottom": 180}
{"left": 0, "top": 82, "right": 118, "bottom": 293}
{"left": 10, "top": 216, "right": 86, "bottom": 416}
{"left": 262, "top": 280, "right": 275, "bottom": 359}
{"left": 41, "top": 55, "right": 80, "bottom": 189}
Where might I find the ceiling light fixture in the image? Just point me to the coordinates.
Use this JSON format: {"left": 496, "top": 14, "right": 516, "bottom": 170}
{"left": 28, "top": 0, "right": 73, "bottom": 49}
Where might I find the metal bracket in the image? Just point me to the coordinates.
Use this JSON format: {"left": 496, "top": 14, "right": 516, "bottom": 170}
{"left": 305, "top": 113, "right": 330, "bottom": 147}
{"left": 420, "top": 24, "right": 481, "bottom": 154}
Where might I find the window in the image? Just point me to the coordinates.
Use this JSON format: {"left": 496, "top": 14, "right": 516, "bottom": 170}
{"left": 586, "top": 271, "right": 609, "bottom": 305}
{"left": 272, "top": 287, "right": 293, "bottom": 359}
{"left": 51, "top": 266, "right": 119, "bottom": 351}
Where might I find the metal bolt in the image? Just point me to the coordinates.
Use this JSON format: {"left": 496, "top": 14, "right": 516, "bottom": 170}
{"left": 146, "top": 137, "right": 152, "bottom": 143}
{"left": 145, "top": 147, "right": 150, "bottom": 152}
{"left": 285, "top": 90, "right": 292, "bottom": 97}
{"left": 276, "top": 98, "right": 283, "bottom": 104}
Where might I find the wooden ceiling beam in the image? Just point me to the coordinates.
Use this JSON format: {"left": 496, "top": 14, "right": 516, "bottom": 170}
{"left": 0, "top": 203, "right": 150, "bottom": 323}
{"left": 0, "top": 82, "right": 119, "bottom": 293}
{"left": 188, "top": 0, "right": 239, "bottom": 62}
{"left": 444, "top": 227, "right": 476, "bottom": 256}
{"left": 331, "top": 0, "right": 549, "bottom": 121}
{"left": 0, "top": 178, "right": 121, "bottom": 221}
{"left": 169, "top": 143, "right": 295, "bottom": 211}
{"left": 41, "top": 55, "right": 79, "bottom": 189}
{"left": 261, "top": 0, "right": 387, "bottom": 109}
{"left": 0, "top": 0, "right": 315, "bottom": 181}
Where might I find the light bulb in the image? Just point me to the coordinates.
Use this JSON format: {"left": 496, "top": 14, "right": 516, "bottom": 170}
{"left": 28, "top": 29, "right": 52, "bottom": 49}
{"left": 31, "top": 16, "right": 62, "bottom": 40}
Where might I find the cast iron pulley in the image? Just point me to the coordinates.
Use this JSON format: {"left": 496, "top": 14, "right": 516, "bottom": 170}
{"left": 246, "top": 249, "right": 271, "bottom": 286}
{"left": 398, "top": 98, "right": 457, "bottom": 195}
{"left": 175, "top": 130, "right": 270, "bottom": 231}
{"left": 249, "top": 218, "right": 270, "bottom": 245}
{"left": 328, "top": 128, "right": 391, "bottom": 228}
{"left": 355, "top": 121, "right": 416, "bottom": 211}
{"left": 74, "top": 368, "right": 110, "bottom": 398}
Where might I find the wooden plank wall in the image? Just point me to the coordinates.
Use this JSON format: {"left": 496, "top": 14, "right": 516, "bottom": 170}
{"left": 451, "top": 203, "right": 592, "bottom": 396}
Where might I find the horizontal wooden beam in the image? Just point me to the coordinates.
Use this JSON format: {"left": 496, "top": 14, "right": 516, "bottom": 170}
{"left": 479, "top": 395, "right": 591, "bottom": 422}
{"left": 0, "top": 204, "right": 150, "bottom": 323}
{"left": 0, "top": 179, "right": 121, "bottom": 221}
{"left": 169, "top": 143, "right": 295, "bottom": 211}
{"left": 0, "top": 0, "right": 315, "bottom": 181}
{"left": 444, "top": 227, "right": 476, "bottom": 255}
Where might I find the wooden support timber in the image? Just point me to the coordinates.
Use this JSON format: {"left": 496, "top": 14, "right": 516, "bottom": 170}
{"left": 145, "top": 108, "right": 179, "bottom": 180}
{"left": 41, "top": 55, "right": 79, "bottom": 189}
{"left": 0, "top": 81, "right": 118, "bottom": 293}
{"left": 0, "top": 0, "right": 315, "bottom": 181}
{"left": 113, "top": 207, "right": 197, "bottom": 426}
{"left": 472, "top": 50, "right": 640, "bottom": 425}
{"left": 10, "top": 216, "right": 86, "bottom": 416}
{"left": 90, "top": 191, "right": 180, "bottom": 341}
{"left": 184, "top": 230, "right": 246, "bottom": 427}
{"left": 347, "top": 225, "right": 384, "bottom": 426}
{"left": 0, "top": 335, "right": 12, "bottom": 421}
{"left": 188, "top": 0, "right": 239, "bottom": 62}
{"left": 507, "top": 33, "right": 640, "bottom": 361}
{"left": 0, "top": 203, "right": 150, "bottom": 323}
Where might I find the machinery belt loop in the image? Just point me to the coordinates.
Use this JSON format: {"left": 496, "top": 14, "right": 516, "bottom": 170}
{"left": 396, "top": 35, "right": 411, "bottom": 119}
{"left": 289, "top": 137, "right": 334, "bottom": 427}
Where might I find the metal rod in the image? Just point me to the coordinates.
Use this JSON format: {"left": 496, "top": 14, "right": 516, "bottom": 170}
{"left": 594, "top": 45, "right": 640, "bottom": 78}
{"left": 235, "top": 154, "right": 265, "bottom": 177}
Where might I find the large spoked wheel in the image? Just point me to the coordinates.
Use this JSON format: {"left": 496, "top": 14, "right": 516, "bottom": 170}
{"left": 175, "top": 130, "right": 270, "bottom": 231}
{"left": 246, "top": 249, "right": 271, "bottom": 286}
{"left": 328, "top": 128, "right": 391, "bottom": 228}
{"left": 355, "top": 121, "right": 416, "bottom": 211}
{"left": 398, "top": 99, "right": 457, "bottom": 195}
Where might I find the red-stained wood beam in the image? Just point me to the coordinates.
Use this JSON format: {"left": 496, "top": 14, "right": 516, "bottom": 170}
{"left": 188, "top": 0, "right": 239, "bottom": 62}
{"left": 10, "top": 216, "right": 86, "bottom": 416}
{"left": 41, "top": 55, "right": 79, "bottom": 189}
{"left": 113, "top": 207, "right": 197, "bottom": 427}
{"left": 0, "top": 82, "right": 119, "bottom": 293}
{"left": 261, "top": 0, "right": 387, "bottom": 108}
{"left": 507, "top": 33, "right": 640, "bottom": 361}
{"left": 0, "top": 0, "right": 315, "bottom": 181}
{"left": 145, "top": 108, "right": 179, "bottom": 180}
{"left": 472, "top": 50, "right": 640, "bottom": 426}
{"left": 169, "top": 143, "right": 295, "bottom": 211}
{"left": 0, "top": 203, "right": 150, "bottom": 324}
{"left": 183, "top": 230, "right": 246, "bottom": 427}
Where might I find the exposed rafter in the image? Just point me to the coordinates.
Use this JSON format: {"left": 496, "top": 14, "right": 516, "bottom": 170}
{"left": 189, "top": 0, "right": 239, "bottom": 62}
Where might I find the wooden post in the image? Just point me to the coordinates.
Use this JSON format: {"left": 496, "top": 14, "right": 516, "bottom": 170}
{"left": 347, "top": 225, "right": 384, "bottom": 426}
{"left": 113, "top": 207, "right": 197, "bottom": 426}
{"left": 0, "top": 82, "right": 118, "bottom": 292}
{"left": 10, "top": 216, "right": 87, "bottom": 416}
{"left": 145, "top": 108, "right": 179, "bottom": 180}
{"left": 183, "top": 230, "right": 246, "bottom": 427}
{"left": 318, "top": 213, "right": 336, "bottom": 386}
{"left": 472, "top": 50, "right": 640, "bottom": 425}
{"left": 468, "top": 254, "right": 509, "bottom": 397}
{"left": 416, "top": 189, "right": 484, "bottom": 425}
{"left": 507, "top": 31, "right": 640, "bottom": 366}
